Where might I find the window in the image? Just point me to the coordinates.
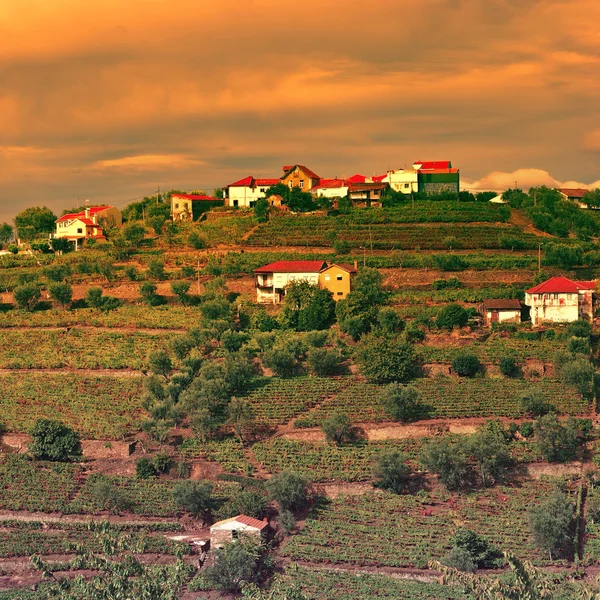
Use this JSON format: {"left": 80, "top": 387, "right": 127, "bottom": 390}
{"left": 289, "top": 181, "right": 293, "bottom": 188}
{"left": 337, "top": 291, "right": 343, "bottom": 296}
{"left": 299, "top": 180, "right": 304, "bottom": 189}
{"left": 174, "top": 203, "right": 179, "bottom": 209}
{"left": 553, "top": 293, "right": 559, "bottom": 299}
{"left": 233, "top": 200, "right": 238, "bottom": 207}
{"left": 260, "top": 188, "right": 265, "bottom": 193}
{"left": 324, "top": 275, "right": 330, "bottom": 281}
{"left": 404, "top": 183, "right": 410, "bottom": 189}
{"left": 77, "top": 228, "right": 83, "bottom": 234}
{"left": 336, "top": 275, "right": 343, "bottom": 281}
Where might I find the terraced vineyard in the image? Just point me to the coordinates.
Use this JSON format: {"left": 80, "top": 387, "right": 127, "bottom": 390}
{"left": 0, "top": 329, "right": 177, "bottom": 369}
{"left": 0, "top": 373, "right": 146, "bottom": 438}
{"left": 180, "top": 437, "right": 252, "bottom": 474}
{"left": 298, "top": 378, "right": 587, "bottom": 425}
{"left": 283, "top": 481, "right": 567, "bottom": 568}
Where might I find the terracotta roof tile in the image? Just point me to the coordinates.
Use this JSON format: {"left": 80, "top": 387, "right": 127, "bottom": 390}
{"left": 526, "top": 277, "right": 595, "bottom": 294}
{"left": 482, "top": 299, "right": 522, "bottom": 310}
{"left": 254, "top": 260, "right": 327, "bottom": 274}
{"left": 172, "top": 194, "right": 220, "bottom": 201}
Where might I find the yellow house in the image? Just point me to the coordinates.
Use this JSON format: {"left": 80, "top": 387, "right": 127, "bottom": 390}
{"left": 280, "top": 164, "right": 321, "bottom": 192}
{"left": 54, "top": 205, "right": 121, "bottom": 248}
{"left": 319, "top": 263, "right": 357, "bottom": 300}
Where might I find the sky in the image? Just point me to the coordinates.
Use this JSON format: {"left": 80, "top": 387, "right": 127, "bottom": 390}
{"left": 1, "top": 0, "right": 599, "bottom": 222}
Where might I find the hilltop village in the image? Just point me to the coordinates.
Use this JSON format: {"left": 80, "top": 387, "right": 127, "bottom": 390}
{"left": 2, "top": 160, "right": 600, "bottom": 598}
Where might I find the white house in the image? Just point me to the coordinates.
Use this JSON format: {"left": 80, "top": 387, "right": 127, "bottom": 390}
{"left": 480, "top": 299, "right": 522, "bottom": 326}
{"left": 210, "top": 515, "right": 269, "bottom": 549}
{"left": 385, "top": 169, "right": 419, "bottom": 194}
{"left": 54, "top": 206, "right": 121, "bottom": 248}
{"left": 525, "top": 277, "right": 595, "bottom": 326}
{"left": 311, "top": 178, "right": 349, "bottom": 199}
{"left": 223, "top": 176, "right": 280, "bottom": 208}
{"left": 254, "top": 260, "right": 328, "bottom": 304}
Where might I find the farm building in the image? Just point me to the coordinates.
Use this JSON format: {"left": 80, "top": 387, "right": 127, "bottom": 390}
{"left": 210, "top": 515, "right": 269, "bottom": 549}
{"left": 319, "top": 263, "right": 358, "bottom": 300}
{"left": 480, "top": 299, "right": 522, "bottom": 326}
{"left": 223, "top": 176, "right": 280, "bottom": 208}
{"left": 170, "top": 194, "right": 223, "bottom": 221}
{"left": 524, "top": 277, "right": 595, "bottom": 326}
{"left": 254, "top": 260, "right": 327, "bottom": 304}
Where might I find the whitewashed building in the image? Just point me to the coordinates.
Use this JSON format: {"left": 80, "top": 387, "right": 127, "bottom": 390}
{"left": 254, "top": 260, "right": 328, "bottom": 304}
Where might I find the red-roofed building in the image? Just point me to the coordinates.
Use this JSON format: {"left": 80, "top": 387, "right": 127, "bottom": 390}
{"left": 346, "top": 174, "right": 369, "bottom": 184}
{"left": 281, "top": 165, "right": 321, "bottom": 192}
{"left": 311, "top": 177, "right": 349, "bottom": 199}
{"left": 413, "top": 160, "right": 453, "bottom": 171}
{"left": 54, "top": 205, "right": 121, "bottom": 248}
{"left": 348, "top": 182, "right": 388, "bottom": 207}
{"left": 254, "top": 260, "right": 359, "bottom": 303}
{"left": 558, "top": 188, "right": 591, "bottom": 208}
{"left": 525, "top": 277, "right": 595, "bottom": 325}
{"left": 171, "top": 193, "right": 224, "bottom": 221}
{"left": 223, "top": 176, "right": 280, "bottom": 208}
{"left": 210, "top": 514, "right": 269, "bottom": 549}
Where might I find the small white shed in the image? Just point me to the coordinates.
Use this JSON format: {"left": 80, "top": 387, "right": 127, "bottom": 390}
{"left": 210, "top": 515, "right": 269, "bottom": 549}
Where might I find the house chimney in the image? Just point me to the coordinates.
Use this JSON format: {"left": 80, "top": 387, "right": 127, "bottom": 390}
{"left": 84, "top": 208, "right": 90, "bottom": 219}
{"left": 354, "top": 260, "right": 358, "bottom": 270}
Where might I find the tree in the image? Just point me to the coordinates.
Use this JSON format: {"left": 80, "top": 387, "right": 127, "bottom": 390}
{"left": 436, "top": 304, "right": 468, "bottom": 329}
{"left": 170, "top": 280, "right": 191, "bottom": 305}
{"left": 307, "top": 348, "right": 341, "bottom": 376}
{"left": 499, "top": 356, "right": 518, "bottom": 377}
{"left": 172, "top": 480, "right": 215, "bottom": 521}
{"left": 446, "top": 528, "right": 498, "bottom": 569}
{"left": 149, "top": 350, "right": 173, "bottom": 380}
{"left": 85, "top": 287, "right": 105, "bottom": 309}
{"left": 529, "top": 491, "right": 574, "bottom": 560}
{"left": 91, "top": 479, "right": 131, "bottom": 514}
{"left": 582, "top": 188, "right": 600, "bottom": 208}
{"left": 13, "top": 283, "right": 41, "bottom": 311}
{"left": 227, "top": 398, "right": 256, "bottom": 442}
{"left": 380, "top": 384, "right": 424, "bottom": 422}
{"left": 14, "top": 206, "right": 56, "bottom": 240}
{"left": 355, "top": 333, "right": 416, "bottom": 384}
{"left": 520, "top": 389, "right": 555, "bottom": 417}
{"left": 225, "top": 489, "right": 269, "bottom": 520}
{"left": 321, "top": 411, "right": 354, "bottom": 445}
{"left": 559, "top": 357, "right": 596, "bottom": 400}
{"left": 267, "top": 470, "right": 310, "bottom": 511}
{"left": 534, "top": 414, "right": 579, "bottom": 462}
{"left": 29, "top": 419, "right": 82, "bottom": 461}
{"left": 262, "top": 348, "right": 299, "bottom": 378}
{"left": 0, "top": 222, "right": 13, "bottom": 245}
{"left": 376, "top": 307, "right": 405, "bottom": 334}
{"left": 468, "top": 428, "right": 511, "bottom": 487}
{"left": 49, "top": 282, "right": 73, "bottom": 309}
{"left": 372, "top": 452, "right": 411, "bottom": 494}
{"left": 50, "top": 237, "right": 73, "bottom": 253}
{"left": 279, "top": 280, "right": 335, "bottom": 331}
{"left": 140, "top": 281, "right": 162, "bottom": 306}
{"left": 122, "top": 222, "right": 146, "bottom": 246}
{"left": 254, "top": 197, "right": 269, "bottom": 222}
{"left": 452, "top": 352, "right": 480, "bottom": 377}
{"left": 544, "top": 243, "right": 583, "bottom": 269}
{"left": 420, "top": 437, "right": 470, "bottom": 490}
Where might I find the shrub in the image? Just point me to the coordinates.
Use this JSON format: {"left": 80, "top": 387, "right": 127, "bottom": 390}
{"left": 262, "top": 348, "right": 299, "bottom": 378}
{"left": 529, "top": 491, "right": 574, "bottom": 560}
{"left": 224, "top": 489, "right": 269, "bottom": 520}
{"left": 124, "top": 266, "right": 138, "bottom": 281}
{"left": 321, "top": 411, "right": 354, "bottom": 445}
{"left": 380, "top": 384, "right": 424, "bottom": 422}
{"left": 201, "top": 539, "right": 262, "bottom": 592}
{"left": 140, "top": 282, "right": 162, "bottom": 306}
{"left": 29, "top": 419, "right": 82, "bottom": 462}
{"left": 520, "top": 422, "right": 534, "bottom": 438}
{"left": 520, "top": 389, "right": 555, "bottom": 417}
{"left": 373, "top": 452, "right": 411, "bottom": 494}
{"left": 433, "top": 254, "right": 468, "bottom": 271}
{"left": 307, "top": 348, "right": 342, "bottom": 376}
{"left": 568, "top": 336, "right": 590, "bottom": 355}
{"left": 376, "top": 307, "right": 405, "bottom": 334}
{"left": 221, "top": 330, "right": 250, "bottom": 353}
{"left": 560, "top": 357, "right": 596, "bottom": 400}
{"left": 566, "top": 320, "right": 592, "bottom": 338}
{"left": 147, "top": 259, "right": 167, "bottom": 280}
{"left": 441, "top": 546, "right": 477, "bottom": 573}
{"left": 172, "top": 480, "right": 215, "bottom": 520}
{"left": 136, "top": 458, "right": 157, "bottom": 479}
{"left": 304, "top": 330, "right": 329, "bottom": 348}
{"left": 432, "top": 277, "right": 461, "bottom": 290}
{"left": 468, "top": 428, "right": 511, "bottom": 487}
{"left": 436, "top": 304, "right": 468, "bottom": 329}
{"left": 450, "top": 528, "right": 498, "bottom": 569}
{"left": 85, "top": 287, "right": 105, "bottom": 309}
{"left": 170, "top": 280, "right": 191, "bottom": 304}
{"left": 355, "top": 333, "right": 416, "bottom": 384}
{"left": 420, "top": 437, "right": 470, "bottom": 491}
{"left": 48, "top": 282, "right": 73, "bottom": 309}
{"left": 499, "top": 356, "right": 518, "bottom": 377}
{"left": 267, "top": 470, "right": 310, "bottom": 511}
{"left": 188, "top": 230, "right": 207, "bottom": 249}
{"left": 278, "top": 509, "right": 296, "bottom": 534}
{"left": 200, "top": 298, "right": 232, "bottom": 321}
{"left": 13, "top": 283, "right": 41, "bottom": 311}
{"left": 534, "top": 414, "right": 580, "bottom": 463}
{"left": 90, "top": 479, "right": 131, "bottom": 514}
{"left": 452, "top": 352, "right": 480, "bottom": 377}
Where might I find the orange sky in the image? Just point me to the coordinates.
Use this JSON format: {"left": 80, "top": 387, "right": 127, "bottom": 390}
{"left": 1, "top": 0, "right": 599, "bottom": 220}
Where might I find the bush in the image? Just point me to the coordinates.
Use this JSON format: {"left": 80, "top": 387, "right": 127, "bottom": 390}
{"left": 147, "top": 259, "right": 167, "bottom": 280}
{"left": 449, "top": 528, "right": 498, "bottom": 569}
{"left": 29, "top": 419, "right": 82, "bottom": 462}
{"left": 373, "top": 452, "right": 411, "bottom": 494}
{"left": 172, "top": 480, "right": 215, "bottom": 520}
{"left": 140, "top": 282, "right": 162, "bottom": 306}
{"left": 321, "top": 411, "right": 354, "bottom": 445}
{"left": 432, "top": 277, "right": 461, "bottom": 290}
{"left": 304, "top": 330, "right": 329, "bottom": 348}
{"left": 85, "top": 287, "right": 105, "bottom": 309}
{"left": 262, "top": 348, "right": 299, "bottom": 378}
{"left": 520, "top": 422, "right": 534, "bottom": 438}
{"left": 559, "top": 357, "right": 596, "bottom": 399}
{"left": 520, "top": 389, "right": 555, "bottom": 417}
{"left": 566, "top": 320, "right": 592, "bottom": 338}
{"left": 307, "top": 348, "right": 342, "bottom": 376}
{"left": 49, "top": 282, "right": 73, "bottom": 309}
{"left": 13, "top": 283, "right": 41, "bottom": 311}
{"left": 90, "top": 479, "right": 131, "bottom": 514}
{"left": 221, "top": 330, "right": 250, "bottom": 353}
{"left": 124, "top": 266, "right": 138, "bottom": 281}
{"left": 376, "top": 308, "right": 405, "bottom": 334}
{"left": 568, "top": 336, "right": 590, "bottom": 355}
{"left": 201, "top": 539, "right": 262, "bottom": 592}
{"left": 355, "top": 333, "right": 416, "bottom": 384}
{"left": 452, "top": 352, "right": 480, "bottom": 377}
{"left": 440, "top": 546, "right": 477, "bottom": 573}
{"left": 267, "top": 470, "right": 310, "bottom": 511}
{"left": 534, "top": 414, "right": 580, "bottom": 462}
{"left": 380, "top": 384, "right": 424, "bottom": 422}
{"left": 420, "top": 437, "right": 470, "bottom": 490}
{"left": 224, "top": 489, "right": 269, "bottom": 520}
{"left": 136, "top": 458, "right": 157, "bottom": 479}
{"left": 188, "top": 230, "right": 207, "bottom": 249}
{"left": 200, "top": 298, "right": 232, "bottom": 321}
{"left": 278, "top": 509, "right": 296, "bottom": 534}
{"left": 436, "top": 304, "right": 468, "bottom": 329}
{"left": 529, "top": 491, "right": 574, "bottom": 559}
{"left": 499, "top": 356, "right": 518, "bottom": 377}
{"left": 433, "top": 254, "right": 468, "bottom": 271}
{"left": 170, "top": 281, "right": 191, "bottom": 304}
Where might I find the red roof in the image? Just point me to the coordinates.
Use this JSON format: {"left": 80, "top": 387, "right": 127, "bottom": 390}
{"left": 283, "top": 164, "right": 321, "bottom": 180}
{"left": 559, "top": 188, "right": 588, "bottom": 199}
{"left": 323, "top": 263, "right": 358, "bottom": 274}
{"left": 172, "top": 194, "right": 220, "bottom": 201}
{"left": 255, "top": 178, "right": 280, "bottom": 187}
{"left": 233, "top": 515, "right": 268, "bottom": 530}
{"left": 371, "top": 174, "right": 387, "bottom": 183}
{"left": 226, "top": 175, "right": 254, "bottom": 188}
{"left": 414, "top": 160, "right": 452, "bottom": 170}
{"left": 526, "top": 277, "right": 595, "bottom": 294}
{"left": 56, "top": 206, "right": 112, "bottom": 222}
{"left": 312, "top": 178, "right": 346, "bottom": 190}
{"left": 254, "top": 260, "right": 327, "bottom": 274}
{"left": 346, "top": 174, "right": 368, "bottom": 184}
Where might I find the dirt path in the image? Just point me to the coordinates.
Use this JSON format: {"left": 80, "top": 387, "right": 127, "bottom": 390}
{"left": 0, "top": 368, "right": 143, "bottom": 377}
{"left": 509, "top": 209, "right": 553, "bottom": 237}
{"left": 0, "top": 325, "right": 186, "bottom": 334}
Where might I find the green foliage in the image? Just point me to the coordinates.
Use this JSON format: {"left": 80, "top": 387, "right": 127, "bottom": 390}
{"left": 321, "top": 411, "right": 354, "bottom": 445}
{"left": 90, "top": 479, "right": 131, "bottom": 514}
{"left": 267, "top": 470, "right": 311, "bottom": 511}
{"left": 499, "top": 356, "right": 518, "bottom": 377}
{"left": 84, "top": 287, "right": 120, "bottom": 312}
{"left": 122, "top": 222, "right": 146, "bottom": 246}
{"left": 544, "top": 243, "right": 583, "bottom": 269}
{"left": 529, "top": 491, "right": 574, "bottom": 559}
{"left": 558, "top": 357, "right": 596, "bottom": 399}
{"left": 307, "top": 348, "right": 342, "bottom": 376}
{"left": 452, "top": 352, "right": 480, "bottom": 377}
{"left": 254, "top": 197, "right": 269, "bottom": 222}
{"left": 436, "top": 303, "right": 469, "bottom": 329}
{"left": 136, "top": 458, "right": 158, "bottom": 479}
{"left": 372, "top": 452, "right": 411, "bottom": 494}
{"left": 432, "top": 277, "right": 461, "bottom": 290}
{"left": 0, "top": 222, "right": 13, "bottom": 245}
{"left": 263, "top": 347, "right": 300, "bottom": 378}
{"left": 147, "top": 258, "right": 167, "bottom": 281}
{"left": 13, "top": 283, "right": 41, "bottom": 311}
{"left": 376, "top": 307, "right": 405, "bottom": 334}
{"left": 43, "top": 263, "right": 71, "bottom": 282}
{"left": 566, "top": 320, "right": 592, "bottom": 338}
{"left": 355, "top": 333, "right": 416, "bottom": 384}
{"left": 148, "top": 350, "right": 173, "bottom": 379}
{"left": 467, "top": 427, "right": 511, "bottom": 487}
{"left": 29, "top": 419, "right": 82, "bottom": 462}
{"left": 534, "top": 415, "right": 580, "bottom": 462}
{"left": 433, "top": 254, "right": 468, "bottom": 271}
{"left": 420, "top": 437, "right": 470, "bottom": 490}
{"left": 172, "top": 480, "right": 215, "bottom": 519}
{"left": 440, "top": 546, "right": 477, "bottom": 572}
{"left": 451, "top": 528, "right": 498, "bottom": 569}
{"left": 188, "top": 230, "right": 207, "bottom": 249}
{"left": 279, "top": 280, "right": 335, "bottom": 331}
{"left": 520, "top": 422, "right": 534, "bottom": 438}
{"left": 14, "top": 206, "right": 56, "bottom": 240}
{"left": 520, "top": 389, "right": 555, "bottom": 417}
{"left": 380, "top": 384, "right": 424, "bottom": 422}
{"left": 200, "top": 297, "right": 232, "bottom": 321}
{"left": 170, "top": 280, "right": 191, "bottom": 304}
{"left": 48, "top": 282, "right": 73, "bottom": 309}
{"left": 224, "top": 489, "right": 269, "bottom": 520}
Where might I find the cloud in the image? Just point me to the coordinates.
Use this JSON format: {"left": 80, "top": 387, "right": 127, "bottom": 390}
{"left": 92, "top": 154, "right": 203, "bottom": 171}
{"left": 463, "top": 168, "right": 600, "bottom": 192}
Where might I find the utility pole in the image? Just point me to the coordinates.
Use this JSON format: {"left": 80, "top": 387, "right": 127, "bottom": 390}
{"left": 156, "top": 186, "right": 160, "bottom": 205}
{"left": 538, "top": 243, "right": 542, "bottom": 272}
{"left": 197, "top": 256, "right": 201, "bottom": 295}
